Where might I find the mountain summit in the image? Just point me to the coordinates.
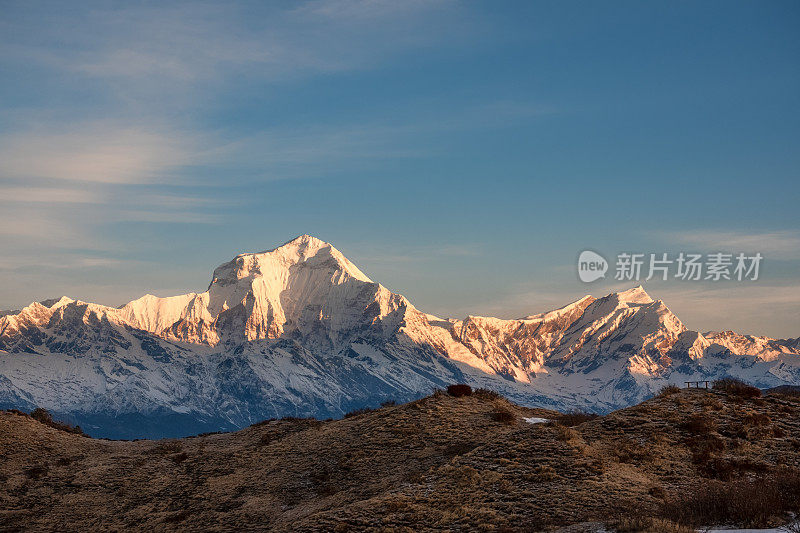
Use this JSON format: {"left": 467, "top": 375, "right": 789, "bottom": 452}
{"left": 1, "top": 236, "right": 798, "bottom": 438}
{"left": 210, "top": 234, "right": 372, "bottom": 288}
{"left": 119, "top": 235, "right": 383, "bottom": 344}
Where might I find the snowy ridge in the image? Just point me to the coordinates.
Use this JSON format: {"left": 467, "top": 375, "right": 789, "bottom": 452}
{"left": 115, "top": 235, "right": 381, "bottom": 344}
{"left": 1, "top": 235, "right": 799, "bottom": 438}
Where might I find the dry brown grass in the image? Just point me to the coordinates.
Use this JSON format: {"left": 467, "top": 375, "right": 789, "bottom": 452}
{"left": 661, "top": 468, "right": 800, "bottom": 528}
{"left": 490, "top": 408, "right": 516, "bottom": 425}
{"left": 768, "top": 385, "right": 800, "bottom": 398}
{"left": 473, "top": 388, "right": 501, "bottom": 400}
{"left": 170, "top": 452, "right": 188, "bottom": 464}
{"left": 743, "top": 412, "right": 771, "bottom": 426}
{"left": 613, "top": 437, "right": 654, "bottom": 464}
{"left": 343, "top": 406, "right": 376, "bottom": 418}
{"left": 553, "top": 409, "right": 599, "bottom": 427}
{"left": 702, "top": 396, "right": 724, "bottom": 411}
{"left": 2, "top": 387, "right": 799, "bottom": 532}
{"left": 550, "top": 423, "right": 577, "bottom": 442}
{"left": 446, "top": 384, "right": 473, "bottom": 397}
{"left": 657, "top": 384, "right": 681, "bottom": 397}
{"left": 23, "top": 464, "right": 48, "bottom": 480}
{"left": 680, "top": 413, "right": 716, "bottom": 435}
{"left": 147, "top": 440, "right": 183, "bottom": 455}
{"left": 686, "top": 433, "right": 725, "bottom": 463}
{"left": 713, "top": 377, "right": 762, "bottom": 399}
{"left": 523, "top": 464, "right": 557, "bottom": 482}
{"left": 30, "top": 408, "right": 87, "bottom": 436}
{"left": 610, "top": 516, "right": 693, "bottom": 533}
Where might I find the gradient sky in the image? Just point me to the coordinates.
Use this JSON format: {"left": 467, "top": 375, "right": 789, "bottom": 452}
{"left": 1, "top": 0, "right": 798, "bottom": 337}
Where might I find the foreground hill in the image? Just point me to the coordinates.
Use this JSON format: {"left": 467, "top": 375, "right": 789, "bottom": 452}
{"left": 1, "top": 386, "right": 799, "bottom": 531}
{"left": 1, "top": 235, "right": 799, "bottom": 438}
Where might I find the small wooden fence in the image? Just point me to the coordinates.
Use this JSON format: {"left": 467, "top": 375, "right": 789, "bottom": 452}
{"left": 685, "top": 380, "right": 710, "bottom": 389}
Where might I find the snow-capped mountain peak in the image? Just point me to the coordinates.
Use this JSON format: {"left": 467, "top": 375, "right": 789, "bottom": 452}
{"left": 614, "top": 285, "right": 654, "bottom": 305}
{"left": 210, "top": 234, "right": 372, "bottom": 288}
{"left": 117, "top": 235, "right": 383, "bottom": 345}
{"left": 1, "top": 237, "right": 798, "bottom": 439}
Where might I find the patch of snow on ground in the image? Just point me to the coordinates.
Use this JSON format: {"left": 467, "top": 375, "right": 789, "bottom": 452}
{"left": 523, "top": 417, "right": 548, "bottom": 424}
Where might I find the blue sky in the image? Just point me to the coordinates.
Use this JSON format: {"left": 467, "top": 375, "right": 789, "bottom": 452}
{"left": 1, "top": 0, "right": 798, "bottom": 337}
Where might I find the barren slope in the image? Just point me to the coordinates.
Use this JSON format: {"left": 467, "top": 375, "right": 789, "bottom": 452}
{"left": 1, "top": 388, "right": 799, "bottom": 531}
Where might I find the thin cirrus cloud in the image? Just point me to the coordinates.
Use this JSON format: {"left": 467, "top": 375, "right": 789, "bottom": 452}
{"left": 5, "top": 0, "right": 462, "bottom": 98}
{"left": 0, "top": 120, "right": 218, "bottom": 254}
{"left": 641, "top": 283, "right": 800, "bottom": 338}
{"left": 660, "top": 230, "right": 800, "bottom": 260}
{"left": 0, "top": 125, "right": 195, "bottom": 184}
{"left": 0, "top": 111, "right": 455, "bottom": 252}
{"left": 0, "top": 208, "right": 81, "bottom": 242}
{"left": 0, "top": 0, "right": 472, "bottom": 271}
{"left": 0, "top": 186, "right": 104, "bottom": 204}
{"left": 294, "top": 0, "right": 455, "bottom": 20}
{"left": 207, "top": 99, "right": 554, "bottom": 182}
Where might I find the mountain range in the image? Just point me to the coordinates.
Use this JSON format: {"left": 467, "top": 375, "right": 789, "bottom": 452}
{"left": 1, "top": 234, "right": 798, "bottom": 438}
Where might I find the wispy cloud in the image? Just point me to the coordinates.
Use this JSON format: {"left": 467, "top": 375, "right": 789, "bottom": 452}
{"left": 658, "top": 230, "right": 800, "bottom": 260}
{"left": 112, "top": 210, "right": 222, "bottom": 225}
{"left": 0, "top": 254, "right": 139, "bottom": 272}
{"left": 641, "top": 283, "right": 800, "bottom": 338}
{"left": 350, "top": 242, "right": 484, "bottom": 266}
{"left": 0, "top": 208, "right": 83, "bottom": 243}
{"left": 293, "top": 0, "right": 455, "bottom": 21}
{"left": 0, "top": 123, "right": 196, "bottom": 184}
{"left": 2, "top": 1, "right": 462, "bottom": 102}
{"left": 0, "top": 186, "right": 104, "bottom": 204}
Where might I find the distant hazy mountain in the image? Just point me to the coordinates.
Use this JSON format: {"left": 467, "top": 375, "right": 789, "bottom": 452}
{"left": 1, "top": 235, "right": 798, "bottom": 438}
